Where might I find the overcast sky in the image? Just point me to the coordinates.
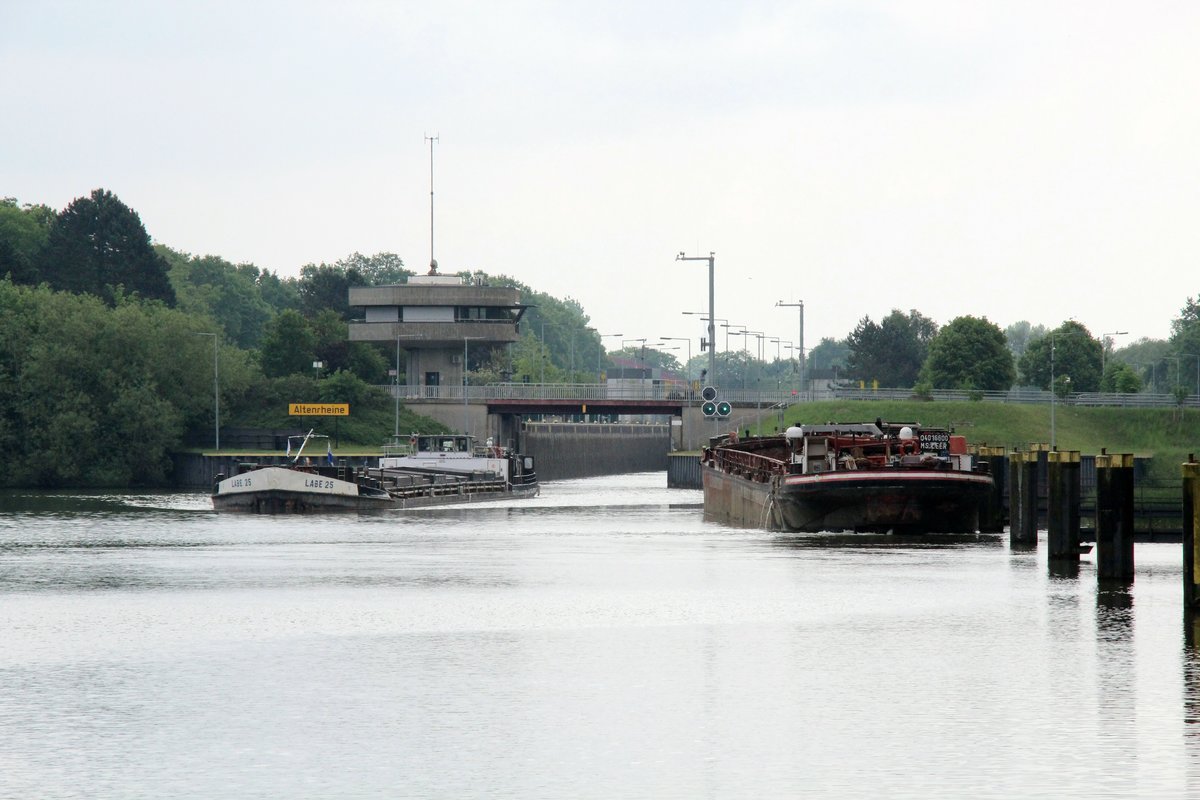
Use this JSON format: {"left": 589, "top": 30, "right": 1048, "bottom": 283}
{"left": 5, "top": 1, "right": 1198, "bottom": 356}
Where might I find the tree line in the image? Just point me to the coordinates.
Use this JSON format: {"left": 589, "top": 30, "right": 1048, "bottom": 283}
{"left": 3, "top": 187, "right": 1195, "bottom": 485}
{"left": 0, "top": 189, "right": 618, "bottom": 486}
{"left": 670, "top": 308, "right": 1197, "bottom": 398}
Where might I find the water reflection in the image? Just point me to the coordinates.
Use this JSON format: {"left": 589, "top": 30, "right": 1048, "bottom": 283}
{"left": 1047, "top": 560, "right": 1081, "bottom": 581}
{"left": 1095, "top": 582, "right": 1137, "bottom": 795}
{"left": 770, "top": 531, "right": 1003, "bottom": 550}
{"left": 2, "top": 480, "right": 1198, "bottom": 797}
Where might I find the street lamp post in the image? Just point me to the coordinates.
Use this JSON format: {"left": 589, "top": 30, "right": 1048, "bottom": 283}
{"left": 395, "top": 334, "right": 401, "bottom": 437}
{"left": 746, "top": 330, "right": 764, "bottom": 361}
{"left": 1181, "top": 353, "right": 1200, "bottom": 398}
{"left": 193, "top": 332, "right": 219, "bottom": 451}
{"left": 622, "top": 339, "right": 648, "bottom": 370}
{"left": 597, "top": 333, "right": 624, "bottom": 382}
{"left": 777, "top": 300, "right": 805, "bottom": 396}
{"left": 683, "top": 313, "right": 731, "bottom": 353}
{"left": 1051, "top": 335, "right": 1058, "bottom": 449}
{"left": 539, "top": 320, "right": 546, "bottom": 386}
{"left": 677, "top": 252, "right": 716, "bottom": 389}
{"left": 1101, "top": 330, "right": 1128, "bottom": 376}
{"left": 767, "top": 337, "right": 781, "bottom": 361}
{"left": 392, "top": 334, "right": 423, "bottom": 438}
{"left": 658, "top": 337, "right": 692, "bottom": 380}
{"left": 462, "top": 336, "right": 483, "bottom": 436}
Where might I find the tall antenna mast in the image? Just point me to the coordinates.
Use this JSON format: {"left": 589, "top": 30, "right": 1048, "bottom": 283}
{"left": 425, "top": 133, "right": 439, "bottom": 274}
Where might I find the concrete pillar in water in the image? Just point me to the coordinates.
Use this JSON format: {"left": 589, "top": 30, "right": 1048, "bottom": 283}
{"left": 1184, "top": 457, "right": 1200, "bottom": 608}
{"left": 1009, "top": 451, "right": 1039, "bottom": 549}
{"left": 1096, "top": 453, "right": 1135, "bottom": 581}
{"left": 1047, "top": 450, "right": 1082, "bottom": 561}
{"left": 978, "top": 446, "right": 1007, "bottom": 533}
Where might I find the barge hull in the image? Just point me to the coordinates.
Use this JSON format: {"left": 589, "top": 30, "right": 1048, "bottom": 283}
{"left": 776, "top": 475, "right": 991, "bottom": 533}
{"left": 703, "top": 464, "right": 991, "bottom": 533}
{"left": 213, "top": 489, "right": 390, "bottom": 513}
{"left": 702, "top": 464, "right": 780, "bottom": 529}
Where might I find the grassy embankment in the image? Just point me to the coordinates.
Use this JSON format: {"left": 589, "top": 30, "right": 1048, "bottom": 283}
{"left": 745, "top": 400, "right": 1200, "bottom": 482}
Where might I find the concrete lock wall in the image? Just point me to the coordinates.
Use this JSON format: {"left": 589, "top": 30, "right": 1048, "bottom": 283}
{"left": 523, "top": 423, "right": 671, "bottom": 481}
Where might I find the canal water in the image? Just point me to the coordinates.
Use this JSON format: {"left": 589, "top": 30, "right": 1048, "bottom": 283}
{"left": 1, "top": 473, "right": 1199, "bottom": 798}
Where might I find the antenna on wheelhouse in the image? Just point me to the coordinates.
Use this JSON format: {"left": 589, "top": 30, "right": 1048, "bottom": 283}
{"left": 425, "top": 133, "right": 439, "bottom": 275}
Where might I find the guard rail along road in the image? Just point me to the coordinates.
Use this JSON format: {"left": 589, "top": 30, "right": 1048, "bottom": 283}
{"left": 383, "top": 383, "right": 1200, "bottom": 409}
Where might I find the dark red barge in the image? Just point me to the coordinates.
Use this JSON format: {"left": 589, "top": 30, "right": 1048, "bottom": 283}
{"left": 701, "top": 421, "right": 994, "bottom": 533}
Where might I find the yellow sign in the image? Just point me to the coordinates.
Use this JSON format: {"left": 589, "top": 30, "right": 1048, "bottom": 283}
{"left": 289, "top": 402, "right": 350, "bottom": 416}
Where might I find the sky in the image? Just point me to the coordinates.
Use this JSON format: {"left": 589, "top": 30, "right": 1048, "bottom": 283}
{"left": 4, "top": 1, "right": 1199, "bottom": 358}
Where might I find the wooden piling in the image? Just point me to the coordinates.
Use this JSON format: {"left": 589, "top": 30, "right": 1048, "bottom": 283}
{"left": 1184, "top": 457, "right": 1200, "bottom": 608}
{"left": 1009, "top": 451, "right": 1038, "bottom": 549}
{"left": 978, "top": 446, "right": 1007, "bottom": 533}
{"left": 1096, "top": 453, "right": 1135, "bottom": 581}
{"left": 1047, "top": 450, "right": 1082, "bottom": 561}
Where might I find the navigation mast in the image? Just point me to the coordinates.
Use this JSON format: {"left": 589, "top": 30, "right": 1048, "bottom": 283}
{"left": 425, "top": 133, "right": 439, "bottom": 275}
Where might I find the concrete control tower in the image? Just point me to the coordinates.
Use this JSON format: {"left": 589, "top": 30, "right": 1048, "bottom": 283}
{"left": 348, "top": 273, "right": 527, "bottom": 391}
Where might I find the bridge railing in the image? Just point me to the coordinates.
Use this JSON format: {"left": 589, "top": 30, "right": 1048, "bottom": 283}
{"left": 381, "top": 382, "right": 1199, "bottom": 410}
{"left": 385, "top": 383, "right": 799, "bottom": 406}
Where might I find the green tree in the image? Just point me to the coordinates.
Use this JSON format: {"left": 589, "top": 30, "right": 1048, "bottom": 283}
{"left": 847, "top": 309, "right": 938, "bottom": 388}
{"left": 510, "top": 332, "right": 562, "bottom": 383}
{"left": 1005, "top": 320, "right": 1046, "bottom": 359}
{"left": 309, "top": 308, "right": 388, "bottom": 382}
{"left": 808, "top": 337, "right": 849, "bottom": 372}
{"left": 160, "top": 247, "right": 275, "bottom": 348}
{"left": 471, "top": 272, "right": 599, "bottom": 378}
{"left": 1169, "top": 296, "right": 1200, "bottom": 397}
{"left": 609, "top": 346, "right": 681, "bottom": 373}
{"left": 0, "top": 198, "right": 53, "bottom": 284}
{"left": 260, "top": 310, "right": 318, "bottom": 377}
{"left": 253, "top": 266, "right": 301, "bottom": 314}
{"left": 39, "top": 189, "right": 175, "bottom": 307}
{"left": 298, "top": 262, "right": 365, "bottom": 320}
{"left": 1110, "top": 336, "right": 1168, "bottom": 390}
{"left": 922, "top": 316, "right": 1015, "bottom": 391}
{"left": 336, "top": 252, "right": 411, "bottom": 286}
{"left": 0, "top": 278, "right": 254, "bottom": 486}
{"left": 1018, "top": 321, "right": 1102, "bottom": 392}
{"left": 1100, "top": 361, "right": 1142, "bottom": 393}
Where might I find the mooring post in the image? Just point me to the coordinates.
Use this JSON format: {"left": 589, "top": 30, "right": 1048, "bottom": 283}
{"left": 1048, "top": 450, "right": 1082, "bottom": 561}
{"left": 978, "top": 446, "right": 1007, "bottom": 533}
{"left": 1009, "top": 451, "right": 1038, "bottom": 549}
{"left": 1184, "top": 456, "right": 1200, "bottom": 609}
{"left": 1008, "top": 452, "right": 1023, "bottom": 545}
{"left": 1096, "top": 453, "right": 1135, "bottom": 581}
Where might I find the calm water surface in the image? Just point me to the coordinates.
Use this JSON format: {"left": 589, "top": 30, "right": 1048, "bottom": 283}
{"left": 2, "top": 473, "right": 1200, "bottom": 798}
